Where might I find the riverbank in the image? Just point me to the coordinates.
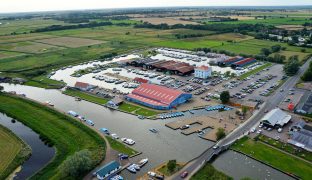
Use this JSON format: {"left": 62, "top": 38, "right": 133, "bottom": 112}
{"left": 0, "top": 93, "right": 106, "bottom": 179}
{"left": 191, "top": 163, "right": 232, "bottom": 180}
{"left": 63, "top": 88, "right": 160, "bottom": 117}
{"left": 0, "top": 125, "right": 31, "bottom": 180}
{"left": 231, "top": 136, "right": 311, "bottom": 180}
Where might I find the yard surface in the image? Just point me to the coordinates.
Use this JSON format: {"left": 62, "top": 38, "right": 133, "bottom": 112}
{"left": 0, "top": 93, "right": 106, "bottom": 179}
{"left": 0, "top": 125, "right": 31, "bottom": 180}
{"left": 191, "top": 163, "right": 232, "bottom": 180}
{"left": 231, "top": 136, "right": 312, "bottom": 180}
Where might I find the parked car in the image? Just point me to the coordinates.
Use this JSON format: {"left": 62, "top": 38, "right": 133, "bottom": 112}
{"left": 277, "top": 128, "right": 283, "bottom": 133}
{"left": 180, "top": 171, "right": 188, "bottom": 178}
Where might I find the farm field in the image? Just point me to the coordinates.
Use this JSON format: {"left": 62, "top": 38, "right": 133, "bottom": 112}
{"left": 0, "top": 18, "right": 70, "bottom": 36}
{"left": 35, "top": 37, "right": 105, "bottom": 48}
{"left": 0, "top": 50, "right": 25, "bottom": 59}
{"left": 205, "top": 17, "right": 311, "bottom": 26}
{"left": 0, "top": 41, "right": 65, "bottom": 54}
{"left": 133, "top": 17, "right": 199, "bottom": 25}
{"left": 0, "top": 93, "right": 106, "bottom": 179}
{"left": 0, "top": 125, "right": 31, "bottom": 180}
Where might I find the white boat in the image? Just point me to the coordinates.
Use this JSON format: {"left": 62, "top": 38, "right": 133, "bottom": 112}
{"left": 126, "top": 164, "right": 137, "bottom": 173}
{"left": 138, "top": 158, "right": 148, "bottom": 167}
{"left": 45, "top": 101, "right": 54, "bottom": 107}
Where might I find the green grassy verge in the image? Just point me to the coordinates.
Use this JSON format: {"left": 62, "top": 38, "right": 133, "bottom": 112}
{"left": 0, "top": 125, "right": 31, "bottom": 180}
{"left": 106, "top": 136, "right": 138, "bottom": 156}
{"left": 239, "top": 63, "right": 272, "bottom": 79}
{"left": 158, "top": 163, "right": 183, "bottom": 176}
{"left": 257, "top": 135, "right": 312, "bottom": 162}
{"left": 63, "top": 89, "right": 159, "bottom": 117}
{"left": 0, "top": 93, "right": 106, "bottom": 179}
{"left": 191, "top": 163, "right": 232, "bottom": 180}
{"left": 231, "top": 136, "right": 312, "bottom": 180}
{"left": 63, "top": 89, "right": 110, "bottom": 104}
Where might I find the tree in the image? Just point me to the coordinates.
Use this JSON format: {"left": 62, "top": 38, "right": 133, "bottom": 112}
{"left": 220, "top": 91, "right": 230, "bottom": 104}
{"left": 271, "top": 45, "right": 281, "bottom": 53}
{"left": 261, "top": 48, "right": 271, "bottom": 56}
{"left": 284, "top": 55, "right": 300, "bottom": 76}
{"left": 0, "top": 85, "right": 3, "bottom": 92}
{"left": 216, "top": 128, "right": 226, "bottom": 140}
{"left": 241, "top": 106, "right": 248, "bottom": 116}
{"left": 59, "top": 150, "right": 94, "bottom": 178}
{"left": 167, "top": 160, "right": 177, "bottom": 173}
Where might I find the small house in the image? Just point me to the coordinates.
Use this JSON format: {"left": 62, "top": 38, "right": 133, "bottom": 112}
{"left": 94, "top": 161, "right": 121, "bottom": 180}
{"left": 74, "top": 82, "right": 95, "bottom": 91}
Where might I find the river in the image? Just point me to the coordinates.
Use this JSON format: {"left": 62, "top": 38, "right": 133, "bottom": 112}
{"left": 0, "top": 83, "right": 294, "bottom": 180}
{"left": 0, "top": 113, "right": 55, "bottom": 179}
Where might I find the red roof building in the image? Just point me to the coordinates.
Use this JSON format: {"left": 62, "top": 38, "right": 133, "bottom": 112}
{"left": 126, "top": 84, "right": 192, "bottom": 110}
{"left": 133, "top": 77, "right": 149, "bottom": 84}
{"left": 74, "top": 82, "right": 94, "bottom": 91}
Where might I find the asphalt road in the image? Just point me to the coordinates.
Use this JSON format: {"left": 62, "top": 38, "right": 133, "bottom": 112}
{"left": 170, "top": 58, "right": 312, "bottom": 180}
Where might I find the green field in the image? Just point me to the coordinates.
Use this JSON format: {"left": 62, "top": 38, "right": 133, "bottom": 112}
{"left": 231, "top": 137, "right": 312, "bottom": 180}
{"left": 204, "top": 17, "right": 311, "bottom": 26}
{"left": 63, "top": 89, "right": 110, "bottom": 104}
{"left": 106, "top": 136, "right": 138, "bottom": 156}
{"left": 191, "top": 163, "right": 232, "bottom": 180}
{"left": 0, "top": 93, "right": 106, "bottom": 179}
{"left": 0, "top": 125, "right": 31, "bottom": 180}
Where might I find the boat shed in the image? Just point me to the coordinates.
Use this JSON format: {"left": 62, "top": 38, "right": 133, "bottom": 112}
{"left": 231, "top": 58, "right": 256, "bottom": 68}
{"left": 261, "top": 108, "right": 291, "bottom": 128}
{"left": 94, "top": 161, "right": 121, "bottom": 180}
{"left": 126, "top": 83, "right": 192, "bottom": 110}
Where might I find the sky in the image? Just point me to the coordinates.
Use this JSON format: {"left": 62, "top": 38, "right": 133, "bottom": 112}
{"left": 1, "top": 0, "right": 312, "bottom": 13}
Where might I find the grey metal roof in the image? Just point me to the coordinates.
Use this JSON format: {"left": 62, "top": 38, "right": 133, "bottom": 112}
{"left": 261, "top": 108, "right": 291, "bottom": 126}
{"left": 95, "top": 161, "right": 120, "bottom": 177}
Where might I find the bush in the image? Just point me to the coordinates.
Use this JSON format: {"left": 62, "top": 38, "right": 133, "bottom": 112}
{"left": 216, "top": 128, "right": 226, "bottom": 141}
{"left": 167, "top": 160, "right": 177, "bottom": 173}
{"left": 59, "top": 150, "right": 94, "bottom": 178}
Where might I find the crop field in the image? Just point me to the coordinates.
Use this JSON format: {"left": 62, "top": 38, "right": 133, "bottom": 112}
{"left": 0, "top": 33, "right": 56, "bottom": 44}
{"left": 0, "top": 50, "right": 25, "bottom": 59}
{"left": 0, "top": 41, "right": 65, "bottom": 54}
{"left": 206, "top": 17, "right": 311, "bottom": 26}
{"left": 0, "top": 18, "right": 69, "bottom": 36}
{"left": 0, "top": 125, "right": 30, "bottom": 180}
{"left": 205, "top": 33, "right": 253, "bottom": 42}
{"left": 35, "top": 37, "right": 105, "bottom": 48}
{"left": 133, "top": 17, "right": 199, "bottom": 25}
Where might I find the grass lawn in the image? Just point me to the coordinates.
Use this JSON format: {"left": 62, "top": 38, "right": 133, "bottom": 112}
{"left": 258, "top": 135, "right": 312, "bottom": 162}
{"left": 158, "top": 162, "right": 183, "bottom": 176}
{"left": 191, "top": 163, "right": 232, "bottom": 180}
{"left": 24, "top": 75, "right": 65, "bottom": 89}
{"left": 134, "top": 108, "right": 160, "bottom": 117}
{"left": 239, "top": 63, "right": 272, "bottom": 79}
{"left": 63, "top": 89, "right": 110, "bottom": 104}
{"left": 231, "top": 136, "right": 312, "bottom": 180}
{"left": 106, "top": 136, "right": 138, "bottom": 156}
{"left": 0, "top": 125, "right": 31, "bottom": 180}
{"left": 0, "top": 93, "right": 106, "bottom": 179}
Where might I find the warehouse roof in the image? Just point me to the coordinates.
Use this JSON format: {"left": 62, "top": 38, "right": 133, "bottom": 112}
{"left": 261, "top": 108, "right": 291, "bottom": 127}
{"left": 131, "top": 83, "right": 184, "bottom": 105}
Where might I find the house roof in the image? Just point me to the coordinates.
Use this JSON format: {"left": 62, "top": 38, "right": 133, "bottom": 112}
{"left": 129, "top": 83, "right": 184, "bottom": 105}
{"left": 74, "top": 81, "right": 90, "bottom": 88}
{"left": 109, "top": 96, "right": 123, "bottom": 105}
{"left": 261, "top": 108, "right": 291, "bottom": 126}
{"left": 196, "top": 65, "right": 210, "bottom": 71}
{"left": 96, "top": 161, "right": 120, "bottom": 177}
{"left": 133, "top": 77, "right": 149, "bottom": 84}
{"left": 233, "top": 58, "right": 256, "bottom": 65}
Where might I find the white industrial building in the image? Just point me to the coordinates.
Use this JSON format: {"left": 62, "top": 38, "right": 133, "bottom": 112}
{"left": 261, "top": 108, "right": 291, "bottom": 128}
{"left": 194, "top": 65, "right": 212, "bottom": 79}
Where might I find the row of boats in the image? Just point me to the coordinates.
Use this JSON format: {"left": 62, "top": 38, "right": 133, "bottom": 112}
{"left": 159, "top": 112, "right": 184, "bottom": 119}
{"left": 126, "top": 158, "right": 149, "bottom": 173}
{"left": 67, "top": 110, "right": 95, "bottom": 126}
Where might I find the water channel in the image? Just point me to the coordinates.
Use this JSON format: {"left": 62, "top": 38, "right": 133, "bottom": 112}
{"left": 0, "top": 83, "right": 294, "bottom": 180}
{"left": 0, "top": 113, "right": 55, "bottom": 179}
